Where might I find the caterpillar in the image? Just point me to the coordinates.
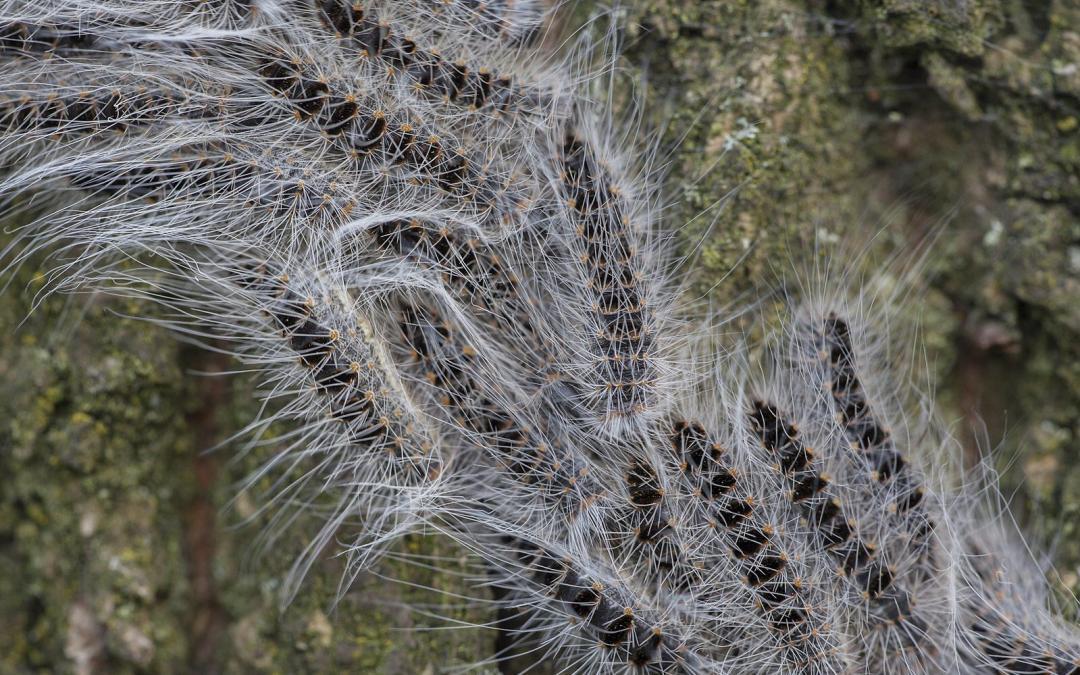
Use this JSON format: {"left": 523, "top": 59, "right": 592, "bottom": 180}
{"left": 553, "top": 124, "right": 667, "bottom": 435}
{"left": 747, "top": 399, "right": 938, "bottom": 669}
{"left": 313, "top": 0, "right": 552, "bottom": 117}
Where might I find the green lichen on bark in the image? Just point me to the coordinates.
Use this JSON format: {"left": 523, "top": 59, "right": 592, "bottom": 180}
{"left": 0, "top": 266, "right": 193, "bottom": 673}
{"left": 1, "top": 0, "right": 1078, "bottom": 671}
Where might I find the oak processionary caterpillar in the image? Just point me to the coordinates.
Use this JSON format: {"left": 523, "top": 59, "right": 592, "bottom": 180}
{"left": 1, "top": 1, "right": 1078, "bottom": 673}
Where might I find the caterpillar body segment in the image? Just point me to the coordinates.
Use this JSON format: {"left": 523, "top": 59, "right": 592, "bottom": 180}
{"left": 783, "top": 296, "right": 1071, "bottom": 671}
{"left": 759, "top": 298, "right": 968, "bottom": 670}
{"left": 14, "top": 1, "right": 257, "bottom": 29}
{"left": 253, "top": 44, "right": 517, "bottom": 173}
{"left": 805, "top": 310, "right": 947, "bottom": 636}
{"left": 0, "top": 87, "right": 149, "bottom": 135}
{"left": 817, "top": 314, "right": 929, "bottom": 521}
{"left": 966, "top": 610, "right": 1080, "bottom": 674}
{"left": 749, "top": 401, "right": 900, "bottom": 600}
{"left": 0, "top": 58, "right": 231, "bottom": 142}
{"left": 371, "top": 219, "right": 543, "bottom": 346}
{"left": 238, "top": 263, "right": 443, "bottom": 482}
{"left": 441, "top": 517, "right": 708, "bottom": 674}
{"left": 961, "top": 559, "right": 1080, "bottom": 674}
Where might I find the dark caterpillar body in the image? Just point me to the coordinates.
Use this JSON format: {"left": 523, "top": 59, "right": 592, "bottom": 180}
{"left": 819, "top": 315, "right": 926, "bottom": 515}
{"left": 668, "top": 420, "right": 841, "bottom": 668}
{"left": 748, "top": 400, "right": 928, "bottom": 648}
{"left": 492, "top": 535, "right": 695, "bottom": 673}
{"left": 560, "top": 131, "right": 659, "bottom": 430}
{"left": 370, "top": 221, "right": 535, "bottom": 337}
{"left": 240, "top": 265, "right": 440, "bottom": 480}
{"left": 257, "top": 54, "right": 517, "bottom": 214}
{"left": 314, "top": 0, "right": 537, "bottom": 115}
{"left": 749, "top": 403, "right": 885, "bottom": 595}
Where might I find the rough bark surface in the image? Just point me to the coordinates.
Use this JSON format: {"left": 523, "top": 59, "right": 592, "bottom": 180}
{"left": 2, "top": 0, "right": 1077, "bottom": 671}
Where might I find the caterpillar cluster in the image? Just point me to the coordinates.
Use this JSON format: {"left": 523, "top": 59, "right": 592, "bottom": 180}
{"left": 1, "top": 1, "right": 1077, "bottom": 673}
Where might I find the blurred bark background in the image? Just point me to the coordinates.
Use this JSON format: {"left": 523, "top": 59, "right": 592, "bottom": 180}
{"left": 1, "top": 0, "right": 1077, "bottom": 672}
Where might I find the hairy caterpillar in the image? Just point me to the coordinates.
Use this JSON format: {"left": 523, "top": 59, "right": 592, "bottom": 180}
{"left": 0, "top": 1, "right": 1077, "bottom": 673}
{"left": 665, "top": 418, "right": 848, "bottom": 673}
{"left": 313, "top": 0, "right": 552, "bottom": 116}
{"left": 747, "top": 400, "right": 936, "bottom": 668}
{"left": 552, "top": 122, "right": 668, "bottom": 435}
